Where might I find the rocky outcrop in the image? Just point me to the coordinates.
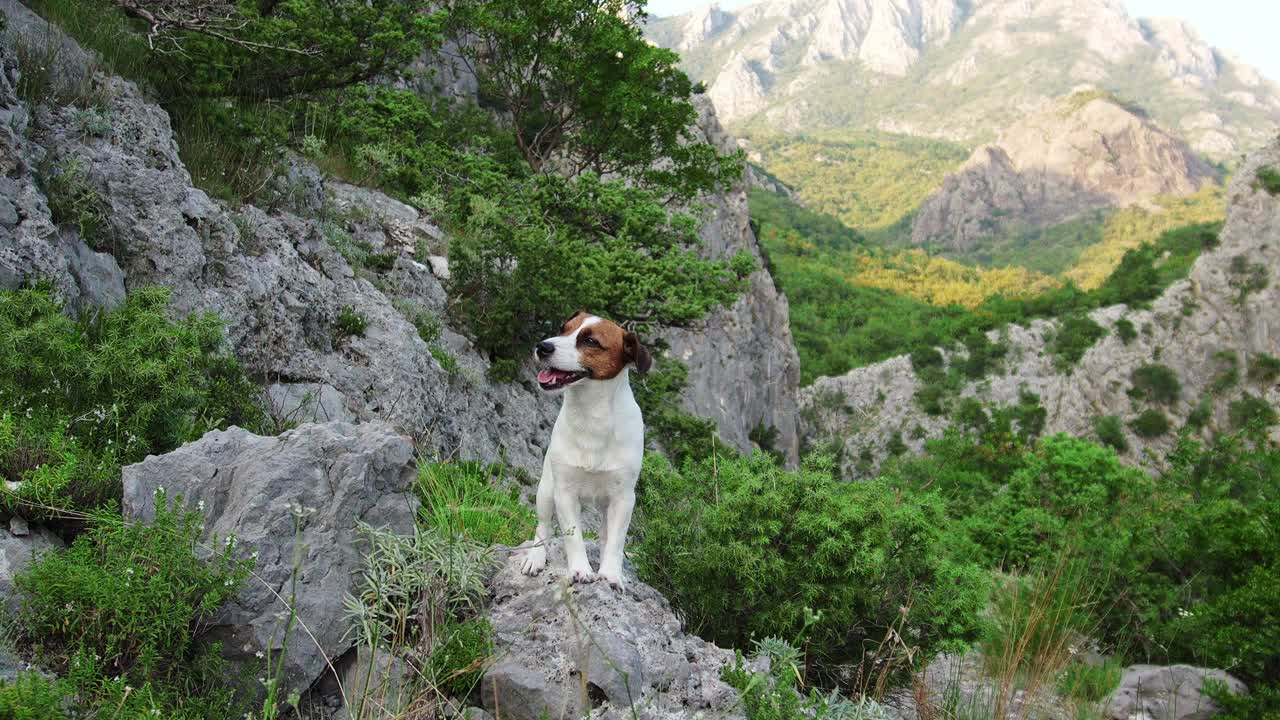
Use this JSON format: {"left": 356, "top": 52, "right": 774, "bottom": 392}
{"left": 802, "top": 139, "right": 1280, "bottom": 475}
{"left": 646, "top": 0, "right": 1280, "bottom": 155}
{"left": 658, "top": 97, "right": 802, "bottom": 464}
{"left": 1, "top": 2, "right": 802, "bottom": 472}
{"left": 910, "top": 91, "right": 1218, "bottom": 250}
{"left": 121, "top": 422, "right": 418, "bottom": 700}
{"left": 1106, "top": 665, "right": 1247, "bottom": 720}
{"left": 0, "top": 520, "right": 63, "bottom": 617}
{"left": 484, "top": 538, "right": 747, "bottom": 720}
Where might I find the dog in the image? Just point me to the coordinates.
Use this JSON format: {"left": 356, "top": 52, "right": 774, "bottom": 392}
{"left": 518, "top": 310, "right": 652, "bottom": 588}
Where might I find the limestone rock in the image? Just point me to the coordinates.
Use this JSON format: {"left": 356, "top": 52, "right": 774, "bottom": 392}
{"left": 121, "top": 422, "right": 419, "bottom": 699}
{"left": 911, "top": 92, "right": 1218, "bottom": 250}
{"left": 803, "top": 138, "right": 1280, "bottom": 475}
{"left": 1106, "top": 665, "right": 1247, "bottom": 720}
{"left": 0, "top": 522, "right": 63, "bottom": 617}
{"left": 484, "top": 538, "right": 746, "bottom": 720}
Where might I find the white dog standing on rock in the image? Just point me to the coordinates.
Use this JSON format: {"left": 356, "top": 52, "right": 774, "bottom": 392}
{"left": 518, "top": 310, "right": 652, "bottom": 588}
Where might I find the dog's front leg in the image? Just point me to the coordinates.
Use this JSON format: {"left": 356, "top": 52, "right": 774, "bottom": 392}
{"left": 519, "top": 460, "right": 555, "bottom": 576}
{"left": 597, "top": 490, "right": 635, "bottom": 590}
{"left": 554, "top": 485, "right": 594, "bottom": 583}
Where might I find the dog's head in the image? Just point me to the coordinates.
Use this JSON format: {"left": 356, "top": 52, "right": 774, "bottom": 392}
{"left": 533, "top": 311, "right": 652, "bottom": 392}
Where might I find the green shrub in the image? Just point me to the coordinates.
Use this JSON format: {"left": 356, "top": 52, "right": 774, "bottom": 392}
{"left": 0, "top": 673, "right": 70, "bottom": 720}
{"left": 1047, "top": 315, "right": 1106, "bottom": 370}
{"left": 415, "top": 461, "right": 534, "bottom": 547}
{"left": 1248, "top": 353, "right": 1280, "bottom": 383}
{"left": 1113, "top": 318, "right": 1137, "bottom": 344}
{"left": 954, "top": 398, "right": 990, "bottom": 432}
{"left": 1229, "top": 393, "right": 1277, "bottom": 430}
{"left": 0, "top": 286, "right": 264, "bottom": 514}
{"left": 1255, "top": 166, "right": 1280, "bottom": 196}
{"left": 720, "top": 637, "right": 889, "bottom": 720}
{"left": 633, "top": 452, "right": 986, "bottom": 683}
{"left": 1128, "top": 364, "right": 1182, "bottom": 405}
{"left": 1130, "top": 409, "right": 1171, "bottom": 438}
{"left": 335, "top": 306, "right": 368, "bottom": 339}
{"left": 910, "top": 347, "right": 945, "bottom": 373}
{"left": 15, "top": 496, "right": 248, "bottom": 717}
{"left": 423, "top": 617, "right": 492, "bottom": 697}
{"left": 1210, "top": 351, "right": 1240, "bottom": 393}
{"left": 1186, "top": 399, "right": 1213, "bottom": 430}
{"left": 1058, "top": 657, "right": 1123, "bottom": 704}
{"left": 1228, "top": 255, "right": 1269, "bottom": 304}
{"left": 1093, "top": 415, "right": 1128, "bottom": 452}
{"left": 41, "top": 158, "right": 106, "bottom": 250}
{"left": 958, "top": 331, "right": 1005, "bottom": 379}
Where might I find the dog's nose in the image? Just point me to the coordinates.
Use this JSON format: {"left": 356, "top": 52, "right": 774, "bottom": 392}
{"left": 535, "top": 341, "right": 554, "bottom": 358}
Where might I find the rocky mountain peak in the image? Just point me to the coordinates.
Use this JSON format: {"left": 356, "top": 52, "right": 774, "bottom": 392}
{"left": 911, "top": 90, "right": 1218, "bottom": 250}
{"left": 647, "top": 0, "right": 1280, "bottom": 155}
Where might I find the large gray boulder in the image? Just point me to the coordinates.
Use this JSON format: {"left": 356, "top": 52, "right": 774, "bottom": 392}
{"left": 1106, "top": 665, "right": 1247, "bottom": 720}
{"left": 121, "top": 422, "right": 418, "bottom": 699}
{"left": 483, "top": 538, "right": 745, "bottom": 720}
{"left": 0, "top": 521, "right": 63, "bottom": 618}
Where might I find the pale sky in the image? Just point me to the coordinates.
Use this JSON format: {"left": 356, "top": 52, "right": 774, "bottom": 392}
{"left": 644, "top": 0, "right": 1280, "bottom": 84}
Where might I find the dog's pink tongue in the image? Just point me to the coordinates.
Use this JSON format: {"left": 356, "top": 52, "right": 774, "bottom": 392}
{"left": 537, "top": 369, "right": 560, "bottom": 384}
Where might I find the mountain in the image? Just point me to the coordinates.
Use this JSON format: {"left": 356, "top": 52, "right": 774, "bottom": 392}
{"left": 911, "top": 90, "right": 1219, "bottom": 251}
{"left": 800, "top": 141, "right": 1280, "bottom": 475}
{"left": 646, "top": 0, "right": 1280, "bottom": 158}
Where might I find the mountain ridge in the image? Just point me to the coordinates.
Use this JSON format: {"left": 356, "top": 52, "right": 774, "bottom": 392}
{"left": 647, "top": 0, "right": 1280, "bottom": 158}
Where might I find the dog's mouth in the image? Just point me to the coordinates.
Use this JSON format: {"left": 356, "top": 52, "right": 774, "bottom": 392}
{"left": 537, "top": 367, "right": 588, "bottom": 391}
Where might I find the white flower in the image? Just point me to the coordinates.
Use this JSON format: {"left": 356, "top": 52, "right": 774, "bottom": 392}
{"left": 125, "top": 567, "right": 134, "bottom": 575}
{"left": 615, "top": 51, "right": 624, "bottom": 59}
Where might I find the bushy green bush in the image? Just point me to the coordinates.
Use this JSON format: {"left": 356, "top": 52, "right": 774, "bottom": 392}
{"left": 15, "top": 496, "right": 249, "bottom": 718}
{"left": 41, "top": 158, "right": 106, "bottom": 250}
{"left": 632, "top": 452, "right": 986, "bottom": 683}
{"left": 1249, "top": 353, "right": 1280, "bottom": 383}
{"left": 0, "top": 286, "right": 264, "bottom": 515}
{"left": 1113, "top": 317, "right": 1137, "bottom": 344}
{"left": 1093, "top": 415, "right": 1128, "bottom": 452}
{"left": 1228, "top": 393, "right": 1277, "bottom": 430}
{"left": 0, "top": 672, "right": 69, "bottom": 719}
{"left": 1047, "top": 314, "right": 1105, "bottom": 370}
{"left": 1128, "top": 364, "right": 1182, "bottom": 405}
{"left": 335, "top": 306, "right": 368, "bottom": 339}
{"left": 1255, "top": 166, "right": 1280, "bottom": 196}
{"left": 1130, "top": 409, "right": 1171, "bottom": 438}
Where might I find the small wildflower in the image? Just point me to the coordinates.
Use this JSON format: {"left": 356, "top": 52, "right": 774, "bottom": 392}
{"left": 255, "top": 651, "right": 265, "bottom": 659}
{"left": 615, "top": 51, "right": 624, "bottom": 59}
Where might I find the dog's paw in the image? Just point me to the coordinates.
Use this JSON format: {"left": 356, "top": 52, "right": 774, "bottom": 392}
{"left": 598, "top": 570, "right": 625, "bottom": 590}
{"left": 519, "top": 547, "right": 547, "bottom": 576}
{"left": 569, "top": 566, "right": 596, "bottom": 584}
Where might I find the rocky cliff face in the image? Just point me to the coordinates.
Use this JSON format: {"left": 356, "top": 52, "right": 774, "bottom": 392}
{"left": 802, "top": 139, "right": 1280, "bottom": 476}
{"left": 0, "top": 0, "right": 801, "bottom": 470}
{"left": 911, "top": 91, "right": 1218, "bottom": 250}
{"left": 647, "top": 0, "right": 1280, "bottom": 157}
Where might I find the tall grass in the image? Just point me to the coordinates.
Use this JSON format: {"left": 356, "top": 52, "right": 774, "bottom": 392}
{"left": 415, "top": 461, "right": 535, "bottom": 547}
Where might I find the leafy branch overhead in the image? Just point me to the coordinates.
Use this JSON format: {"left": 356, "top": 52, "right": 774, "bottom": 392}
{"left": 441, "top": 0, "right": 742, "bottom": 202}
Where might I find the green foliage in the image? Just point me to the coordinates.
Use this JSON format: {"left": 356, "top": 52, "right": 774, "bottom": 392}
{"left": 1128, "top": 364, "right": 1182, "bottom": 405}
{"left": 1228, "top": 255, "right": 1269, "bottom": 304}
{"left": 1130, "top": 409, "right": 1171, "bottom": 438}
{"left": 753, "top": 186, "right": 1220, "bottom": 382}
{"left": 1229, "top": 394, "right": 1277, "bottom": 430}
{"left": 1248, "top": 353, "right": 1280, "bottom": 384}
{"left": 1093, "top": 415, "right": 1128, "bottom": 453}
{"left": 41, "top": 158, "right": 106, "bottom": 250}
{"left": 422, "top": 617, "right": 492, "bottom": 697}
{"left": 633, "top": 452, "right": 986, "bottom": 683}
{"left": 1057, "top": 657, "right": 1123, "bottom": 704}
{"left": 0, "top": 673, "right": 69, "bottom": 720}
{"left": 721, "top": 637, "right": 893, "bottom": 720}
{"left": 444, "top": 0, "right": 741, "bottom": 202}
{"left": 415, "top": 461, "right": 534, "bottom": 547}
{"left": 1113, "top": 318, "right": 1137, "bottom": 344}
{"left": 743, "top": 132, "right": 968, "bottom": 238}
{"left": 0, "top": 286, "right": 264, "bottom": 515}
{"left": 15, "top": 496, "right": 248, "bottom": 718}
{"left": 1255, "top": 166, "right": 1280, "bottom": 196}
{"left": 1046, "top": 315, "right": 1105, "bottom": 370}
{"left": 335, "top": 306, "right": 368, "bottom": 339}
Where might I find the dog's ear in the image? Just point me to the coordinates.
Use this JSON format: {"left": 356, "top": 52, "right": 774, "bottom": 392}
{"left": 624, "top": 332, "right": 652, "bottom": 375}
{"left": 560, "top": 309, "right": 588, "bottom": 333}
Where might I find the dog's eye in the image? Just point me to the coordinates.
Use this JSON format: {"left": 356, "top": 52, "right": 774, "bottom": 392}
{"left": 583, "top": 336, "right": 600, "bottom": 348}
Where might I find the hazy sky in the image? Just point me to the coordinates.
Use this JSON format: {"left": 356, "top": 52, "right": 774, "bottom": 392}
{"left": 644, "top": 0, "right": 1280, "bottom": 83}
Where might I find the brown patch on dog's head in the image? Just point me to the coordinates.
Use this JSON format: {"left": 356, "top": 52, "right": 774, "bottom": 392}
{"left": 563, "top": 312, "right": 651, "bottom": 379}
